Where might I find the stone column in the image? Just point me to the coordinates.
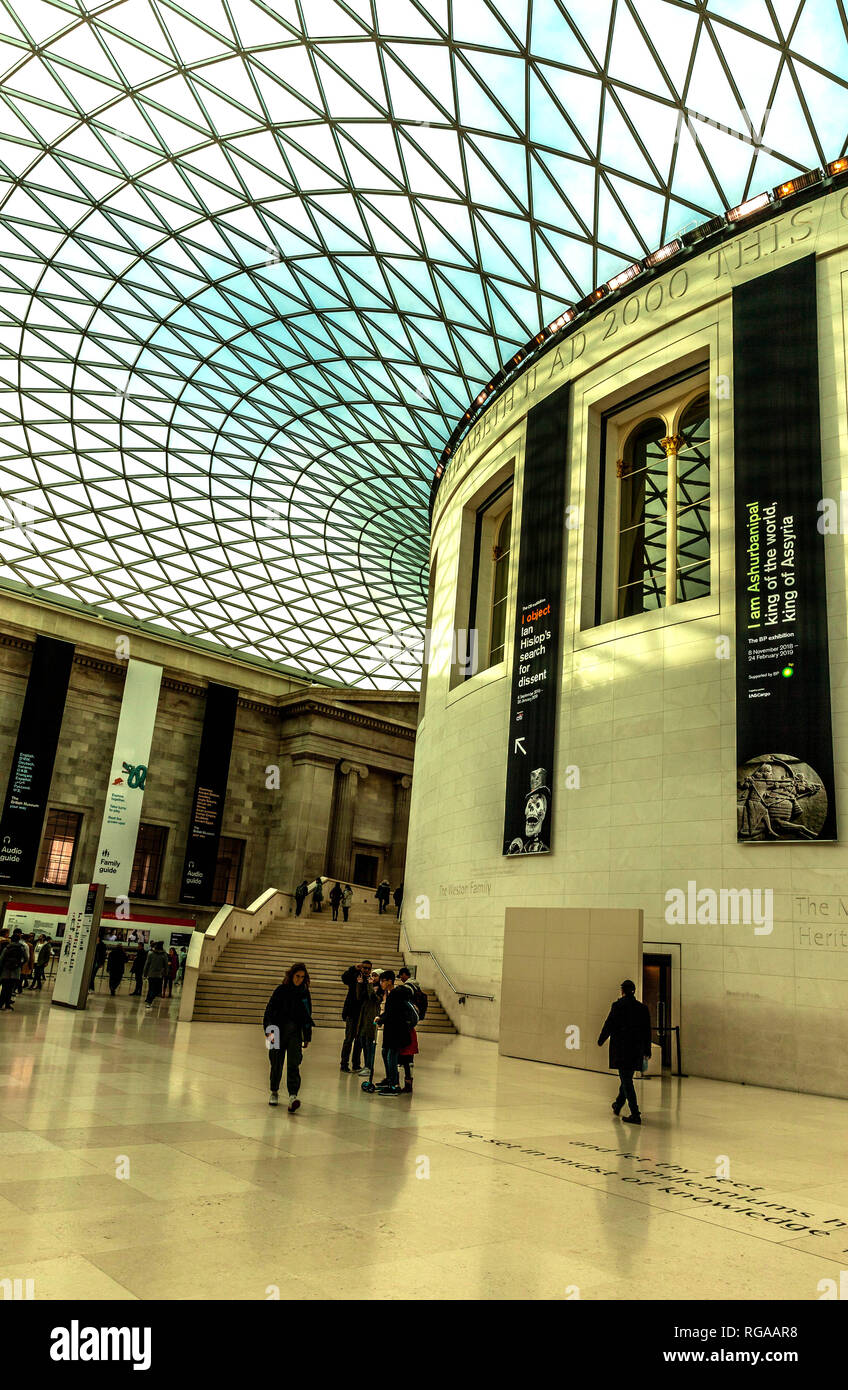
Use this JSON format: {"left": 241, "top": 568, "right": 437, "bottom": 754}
{"left": 388, "top": 774, "right": 412, "bottom": 887}
{"left": 273, "top": 752, "right": 336, "bottom": 890}
{"left": 327, "top": 761, "right": 368, "bottom": 881}
{"left": 661, "top": 434, "right": 684, "bottom": 608}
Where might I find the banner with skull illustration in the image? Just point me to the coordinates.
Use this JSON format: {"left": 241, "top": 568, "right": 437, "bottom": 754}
{"left": 733, "top": 255, "right": 836, "bottom": 842}
{"left": 503, "top": 382, "right": 570, "bottom": 856}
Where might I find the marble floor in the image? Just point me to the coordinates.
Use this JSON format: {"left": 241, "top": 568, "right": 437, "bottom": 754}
{"left": 2, "top": 984, "right": 847, "bottom": 1301}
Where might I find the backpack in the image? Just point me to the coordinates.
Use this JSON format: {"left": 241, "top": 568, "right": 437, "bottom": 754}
{"left": 411, "top": 984, "right": 428, "bottom": 1021}
{"left": 403, "top": 995, "right": 419, "bottom": 1029}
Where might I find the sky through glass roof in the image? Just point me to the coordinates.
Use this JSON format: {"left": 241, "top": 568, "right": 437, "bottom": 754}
{"left": 0, "top": 0, "right": 845, "bottom": 687}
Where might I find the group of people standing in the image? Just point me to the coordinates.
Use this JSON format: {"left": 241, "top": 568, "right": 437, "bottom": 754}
{"left": 0, "top": 928, "right": 51, "bottom": 1008}
{"left": 340, "top": 960, "right": 425, "bottom": 1093}
{"left": 90, "top": 938, "right": 185, "bottom": 1006}
{"left": 293, "top": 877, "right": 404, "bottom": 921}
{"left": 0, "top": 926, "right": 187, "bottom": 1012}
{"left": 294, "top": 878, "right": 356, "bottom": 919}
{"left": 262, "top": 959, "right": 427, "bottom": 1108}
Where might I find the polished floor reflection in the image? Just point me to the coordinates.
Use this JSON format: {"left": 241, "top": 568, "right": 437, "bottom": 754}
{"left": 2, "top": 988, "right": 846, "bottom": 1301}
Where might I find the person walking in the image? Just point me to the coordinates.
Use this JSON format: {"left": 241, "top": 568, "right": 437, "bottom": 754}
{"left": 597, "top": 979, "right": 653, "bottom": 1126}
{"left": 339, "top": 960, "right": 371, "bottom": 1071}
{"left": 374, "top": 970, "right": 413, "bottom": 1095}
{"left": 311, "top": 879, "right": 324, "bottom": 913}
{"left": 294, "top": 879, "right": 309, "bottom": 917}
{"left": 107, "top": 943, "right": 127, "bottom": 996}
{"left": 88, "top": 934, "right": 107, "bottom": 993}
{"left": 263, "top": 962, "right": 314, "bottom": 1112}
{"left": 341, "top": 884, "right": 353, "bottom": 923}
{"left": 375, "top": 878, "right": 390, "bottom": 915}
{"left": 32, "top": 936, "right": 51, "bottom": 990}
{"left": 393, "top": 883, "right": 404, "bottom": 920}
{"left": 329, "top": 881, "right": 342, "bottom": 922}
{"left": 0, "top": 929, "right": 28, "bottom": 1011}
{"left": 178, "top": 947, "right": 188, "bottom": 984}
{"left": 163, "top": 947, "right": 179, "bottom": 998}
{"left": 143, "top": 940, "right": 168, "bottom": 1010}
{"left": 130, "top": 943, "right": 147, "bottom": 996}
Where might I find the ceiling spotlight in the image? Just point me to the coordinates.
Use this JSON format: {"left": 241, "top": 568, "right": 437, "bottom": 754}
{"left": 774, "top": 170, "right": 822, "bottom": 198}
{"left": 726, "top": 192, "right": 771, "bottom": 223}
{"left": 546, "top": 309, "right": 576, "bottom": 333}
{"left": 576, "top": 285, "right": 608, "bottom": 312}
{"left": 607, "top": 264, "right": 640, "bottom": 292}
{"left": 681, "top": 215, "right": 725, "bottom": 246}
{"left": 645, "top": 239, "right": 682, "bottom": 267}
{"left": 827, "top": 157, "right": 848, "bottom": 178}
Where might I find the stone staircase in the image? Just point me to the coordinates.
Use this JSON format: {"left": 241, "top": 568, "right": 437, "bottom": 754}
{"left": 192, "top": 884, "right": 455, "bottom": 1033}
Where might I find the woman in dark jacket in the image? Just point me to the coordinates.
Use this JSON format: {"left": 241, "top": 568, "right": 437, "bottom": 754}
{"left": 329, "top": 881, "right": 343, "bottom": 921}
{"left": 597, "top": 980, "right": 653, "bottom": 1125}
{"left": 374, "top": 970, "right": 412, "bottom": 1095}
{"left": 107, "top": 944, "right": 127, "bottom": 996}
{"left": 263, "top": 962, "right": 314, "bottom": 1112}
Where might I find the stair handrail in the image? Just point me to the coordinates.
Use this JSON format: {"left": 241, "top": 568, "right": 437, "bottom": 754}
{"left": 398, "top": 921, "right": 494, "bottom": 1002}
{"left": 179, "top": 887, "right": 293, "bottom": 1022}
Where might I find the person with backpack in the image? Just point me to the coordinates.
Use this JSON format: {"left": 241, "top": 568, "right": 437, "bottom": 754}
{"left": 0, "top": 929, "right": 28, "bottom": 1010}
{"left": 311, "top": 879, "right": 324, "bottom": 913}
{"left": 294, "top": 879, "right": 309, "bottom": 917}
{"left": 32, "top": 936, "right": 51, "bottom": 990}
{"left": 143, "top": 940, "right": 169, "bottom": 1009}
{"left": 341, "top": 884, "right": 353, "bottom": 922}
{"left": 19, "top": 934, "right": 34, "bottom": 990}
{"left": 263, "top": 962, "right": 314, "bottom": 1112}
{"left": 597, "top": 979, "right": 653, "bottom": 1126}
{"left": 329, "top": 881, "right": 343, "bottom": 922}
{"left": 374, "top": 969, "right": 416, "bottom": 1095}
{"left": 396, "top": 966, "right": 426, "bottom": 1093}
{"left": 375, "top": 879, "right": 391, "bottom": 915}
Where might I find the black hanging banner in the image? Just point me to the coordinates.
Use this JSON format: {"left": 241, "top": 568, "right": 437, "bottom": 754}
{"left": 179, "top": 683, "right": 238, "bottom": 902}
{"left": 733, "top": 254, "right": 836, "bottom": 842}
{"left": 503, "top": 382, "right": 570, "bottom": 855}
{"left": 0, "top": 635, "right": 74, "bottom": 885}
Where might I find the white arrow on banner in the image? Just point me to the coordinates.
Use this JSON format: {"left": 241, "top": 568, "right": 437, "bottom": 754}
{"left": 514, "top": 737, "right": 526, "bottom": 755}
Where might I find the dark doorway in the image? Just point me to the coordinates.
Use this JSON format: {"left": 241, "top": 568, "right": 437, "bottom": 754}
{"left": 642, "top": 953, "right": 672, "bottom": 1067}
{"left": 353, "top": 853, "right": 378, "bottom": 888}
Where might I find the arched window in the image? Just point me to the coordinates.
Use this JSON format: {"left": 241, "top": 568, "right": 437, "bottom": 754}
{"left": 489, "top": 508, "right": 512, "bottom": 665}
{"left": 617, "top": 419, "right": 667, "bottom": 617}
{"left": 675, "top": 395, "right": 710, "bottom": 602}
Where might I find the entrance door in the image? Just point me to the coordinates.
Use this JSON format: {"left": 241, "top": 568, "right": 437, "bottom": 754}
{"left": 642, "top": 953, "right": 672, "bottom": 1067}
{"left": 353, "top": 853, "right": 378, "bottom": 888}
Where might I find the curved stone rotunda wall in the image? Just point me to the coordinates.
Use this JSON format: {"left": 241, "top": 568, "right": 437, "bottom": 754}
{"left": 406, "top": 184, "right": 848, "bottom": 1099}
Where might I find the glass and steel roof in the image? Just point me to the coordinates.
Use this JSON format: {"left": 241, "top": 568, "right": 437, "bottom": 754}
{"left": 0, "top": 0, "right": 845, "bottom": 687}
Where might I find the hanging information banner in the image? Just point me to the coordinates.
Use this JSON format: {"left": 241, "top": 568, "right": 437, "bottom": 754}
{"left": 503, "top": 382, "right": 570, "bottom": 856}
{"left": 733, "top": 254, "right": 836, "bottom": 842}
{"left": 93, "top": 660, "right": 163, "bottom": 896}
{"left": 179, "top": 683, "right": 238, "bottom": 903}
{"left": 52, "top": 881, "right": 106, "bottom": 1009}
{"left": 0, "top": 636, "right": 74, "bottom": 885}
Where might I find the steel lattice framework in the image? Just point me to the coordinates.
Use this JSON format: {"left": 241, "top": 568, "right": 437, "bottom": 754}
{"left": 0, "top": 0, "right": 845, "bottom": 687}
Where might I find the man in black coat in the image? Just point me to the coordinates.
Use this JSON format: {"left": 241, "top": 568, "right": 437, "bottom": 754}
{"left": 598, "top": 979, "right": 653, "bottom": 1125}
{"left": 339, "top": 960, "right": 371, "bottom": 1072}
